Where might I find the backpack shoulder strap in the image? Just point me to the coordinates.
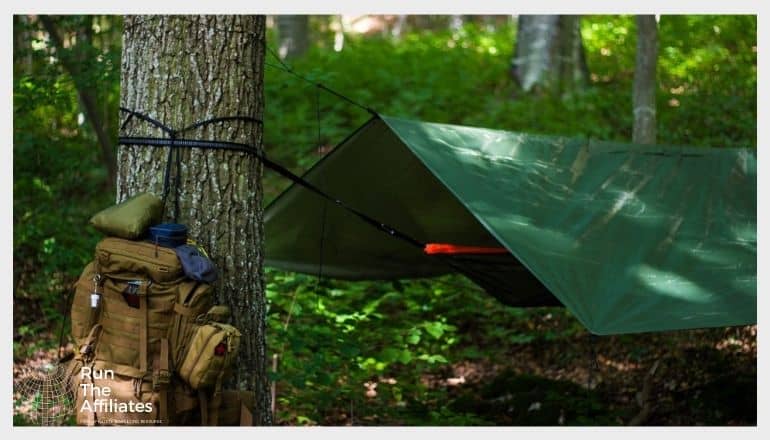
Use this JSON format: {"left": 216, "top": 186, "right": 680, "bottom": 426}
{"left": 153, "top": 337, "right": 170, "bottom": 424}
{"left": 198, "top": 367, "right": 228, "bottom": 426}
{"left": 240, "top": 402, "right": 253, "bottom": 426}
{"left": 198, "top": 389, "right": 209, "bottom": 425}
{"left": 139, "top": 284, "right": 149, "bottom": 374}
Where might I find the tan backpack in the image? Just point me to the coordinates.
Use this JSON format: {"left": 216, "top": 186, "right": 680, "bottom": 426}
{"left": 67, "top": 237, "right": 249, "bottom": 426}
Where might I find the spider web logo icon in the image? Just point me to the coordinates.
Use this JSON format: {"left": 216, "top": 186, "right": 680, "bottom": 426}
{"left": 14, "top": 361, "right": 76, "bottom": 426}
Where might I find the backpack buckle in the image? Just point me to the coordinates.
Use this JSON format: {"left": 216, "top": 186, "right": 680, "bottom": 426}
{"left": 78, "top": 344, "right": 96, "bottom": 363}
{"left": 153, "top": 369, "right": 170, "bottom": 391}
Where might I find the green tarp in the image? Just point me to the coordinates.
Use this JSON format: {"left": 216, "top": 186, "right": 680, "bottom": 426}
{"left": 264, "top": 115, "right": 756, "bottom": 335}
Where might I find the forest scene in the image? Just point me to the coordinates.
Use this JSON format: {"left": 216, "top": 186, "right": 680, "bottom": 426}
{"left": 12, "top": 15, "right": 757, "bottom": 427}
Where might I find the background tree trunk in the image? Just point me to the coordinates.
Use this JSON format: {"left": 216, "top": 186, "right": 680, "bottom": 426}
{"left": 449, "top": 15, "right": 464, "bottom": 32}
{"left": 118, "top": 15, "right": 271, "bottom": 425}
{"left": 391, "top": 15, "right": 408, "bottom": 38}
{"left": 633, "top": 15, "right": 658, "bottom": 144}
{"left": 512, "top": 15, "right": 589, "bottom": 95}
{"left": 276, "top": 15, "right": 309, "bottom": 59}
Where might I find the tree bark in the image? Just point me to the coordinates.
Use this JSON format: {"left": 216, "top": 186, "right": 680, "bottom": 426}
{"left": 512, "top": 15, "right": 589, "bottom": 95}
{"left": 39, "top": 15, "right": 118, "bottom": 183}
{"left": 118, "top": 15, "right": 270, "bottom": 425}
{"left": 633, "top": 15, "right": 658, "bottom": 144}
{"left": 14, "top": 15, "right": 35, "bottom": 74}
{"left": 276, "top": 15, "right": 309, "bottom": 59}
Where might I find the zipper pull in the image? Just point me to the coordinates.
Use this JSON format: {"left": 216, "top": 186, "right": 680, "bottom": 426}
{"left": 90, "top": 292, "right": 101, "bottom": 309}
{"left": 91, "top": 274, "right": 102, "bottom": 309}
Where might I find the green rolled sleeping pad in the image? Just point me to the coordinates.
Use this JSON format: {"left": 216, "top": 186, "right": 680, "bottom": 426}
{"left": 89, "top": 192, "right": 164, "bottom": 239}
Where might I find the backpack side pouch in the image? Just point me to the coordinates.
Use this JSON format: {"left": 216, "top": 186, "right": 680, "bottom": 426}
{"left": 177, "top": 320, "right": 241, "bottom": 390}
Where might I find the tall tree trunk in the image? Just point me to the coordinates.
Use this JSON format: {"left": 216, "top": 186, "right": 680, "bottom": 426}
{"left": 14, "top": 15, "right": 34, "bottom": 73}
{"left": 450, "top": 15, "right": 464, "bottom": 32}
{"left": 391, "top": 15, "right": 408, "bottom": 38}
{"left": 14, "top": 15, "right": 26, "bottom": 71}
{"left": 276, "top": 15, "right": 309, "bottom": 59}
{"left": 39, "top": 15, "right": 118, "bottom": 183}
{"left": 118, "top": 15, "right": 270, "bottom": 425}
{"left": 633, "top": 15, "right": 658, "bottom": 144}
{"left": 512, "top": 15, "right": 589, "bottom": 95}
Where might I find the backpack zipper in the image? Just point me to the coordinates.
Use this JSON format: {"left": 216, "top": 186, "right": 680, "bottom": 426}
{"left": 99, "top": 244, "right": 178, "bottom": 275}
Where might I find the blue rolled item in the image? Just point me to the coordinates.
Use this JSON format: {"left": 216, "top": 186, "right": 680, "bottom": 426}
{"left": 174, "top": 244, "right": 218, "bottom": 283}
{"left": 149, "top": 223, "right": 188, "bottom": 248}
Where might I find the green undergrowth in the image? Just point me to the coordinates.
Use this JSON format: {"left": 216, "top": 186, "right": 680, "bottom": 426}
{"left": 265, "top": 269, "right": 586, "bottom": 425}
{"left": 14, "top": 15, "right": 756, "bottom": 425}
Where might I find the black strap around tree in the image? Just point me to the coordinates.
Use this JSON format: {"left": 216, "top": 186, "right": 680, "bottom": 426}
{"left": 117, "top": 107, "right": 425, "bottom": 249}
{"left": 115, "top": 50, "right": 520, "bottom": 300}
{"left": 118, "top": 108, "right": 525, "bottom": 303}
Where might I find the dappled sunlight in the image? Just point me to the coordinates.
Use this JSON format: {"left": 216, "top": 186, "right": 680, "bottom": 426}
{"left": 728, "top": 222, "right": 757, "bottom": 250}
{"left": 15, "top": 13, "right": 756, "bottom": 426}
{"left": 633, "top": 264, "right": 713, "bottom": 304}
{"left": 379, "top": 113, "right": 755, "bottom": 335}
{"left": 679, "top": 238, "right": 752, "bottom": 268}
{"left": 599, "top": 355, "right": 641, "bottom": 373}
{"left": 715, "top": 326, "right": 755, "bottom": 354}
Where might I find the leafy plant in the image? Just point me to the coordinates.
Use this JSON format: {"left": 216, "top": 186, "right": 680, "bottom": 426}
{"left": 14, "top": 15, "right": 756, "bottom": 426}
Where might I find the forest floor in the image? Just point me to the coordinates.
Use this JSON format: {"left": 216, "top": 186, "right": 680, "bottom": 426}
{"left": 13, "top": 323, "right": 756, "bottom": 426}
{"left": 435, "top": 325, "right": 757, "bottom": 426}
{"left": 270, "top": 321, "right": 757, "bottom": 427}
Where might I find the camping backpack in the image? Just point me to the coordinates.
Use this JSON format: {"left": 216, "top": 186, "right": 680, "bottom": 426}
{"left": 67, "top": 236, "right": 249, "bottom": 426}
